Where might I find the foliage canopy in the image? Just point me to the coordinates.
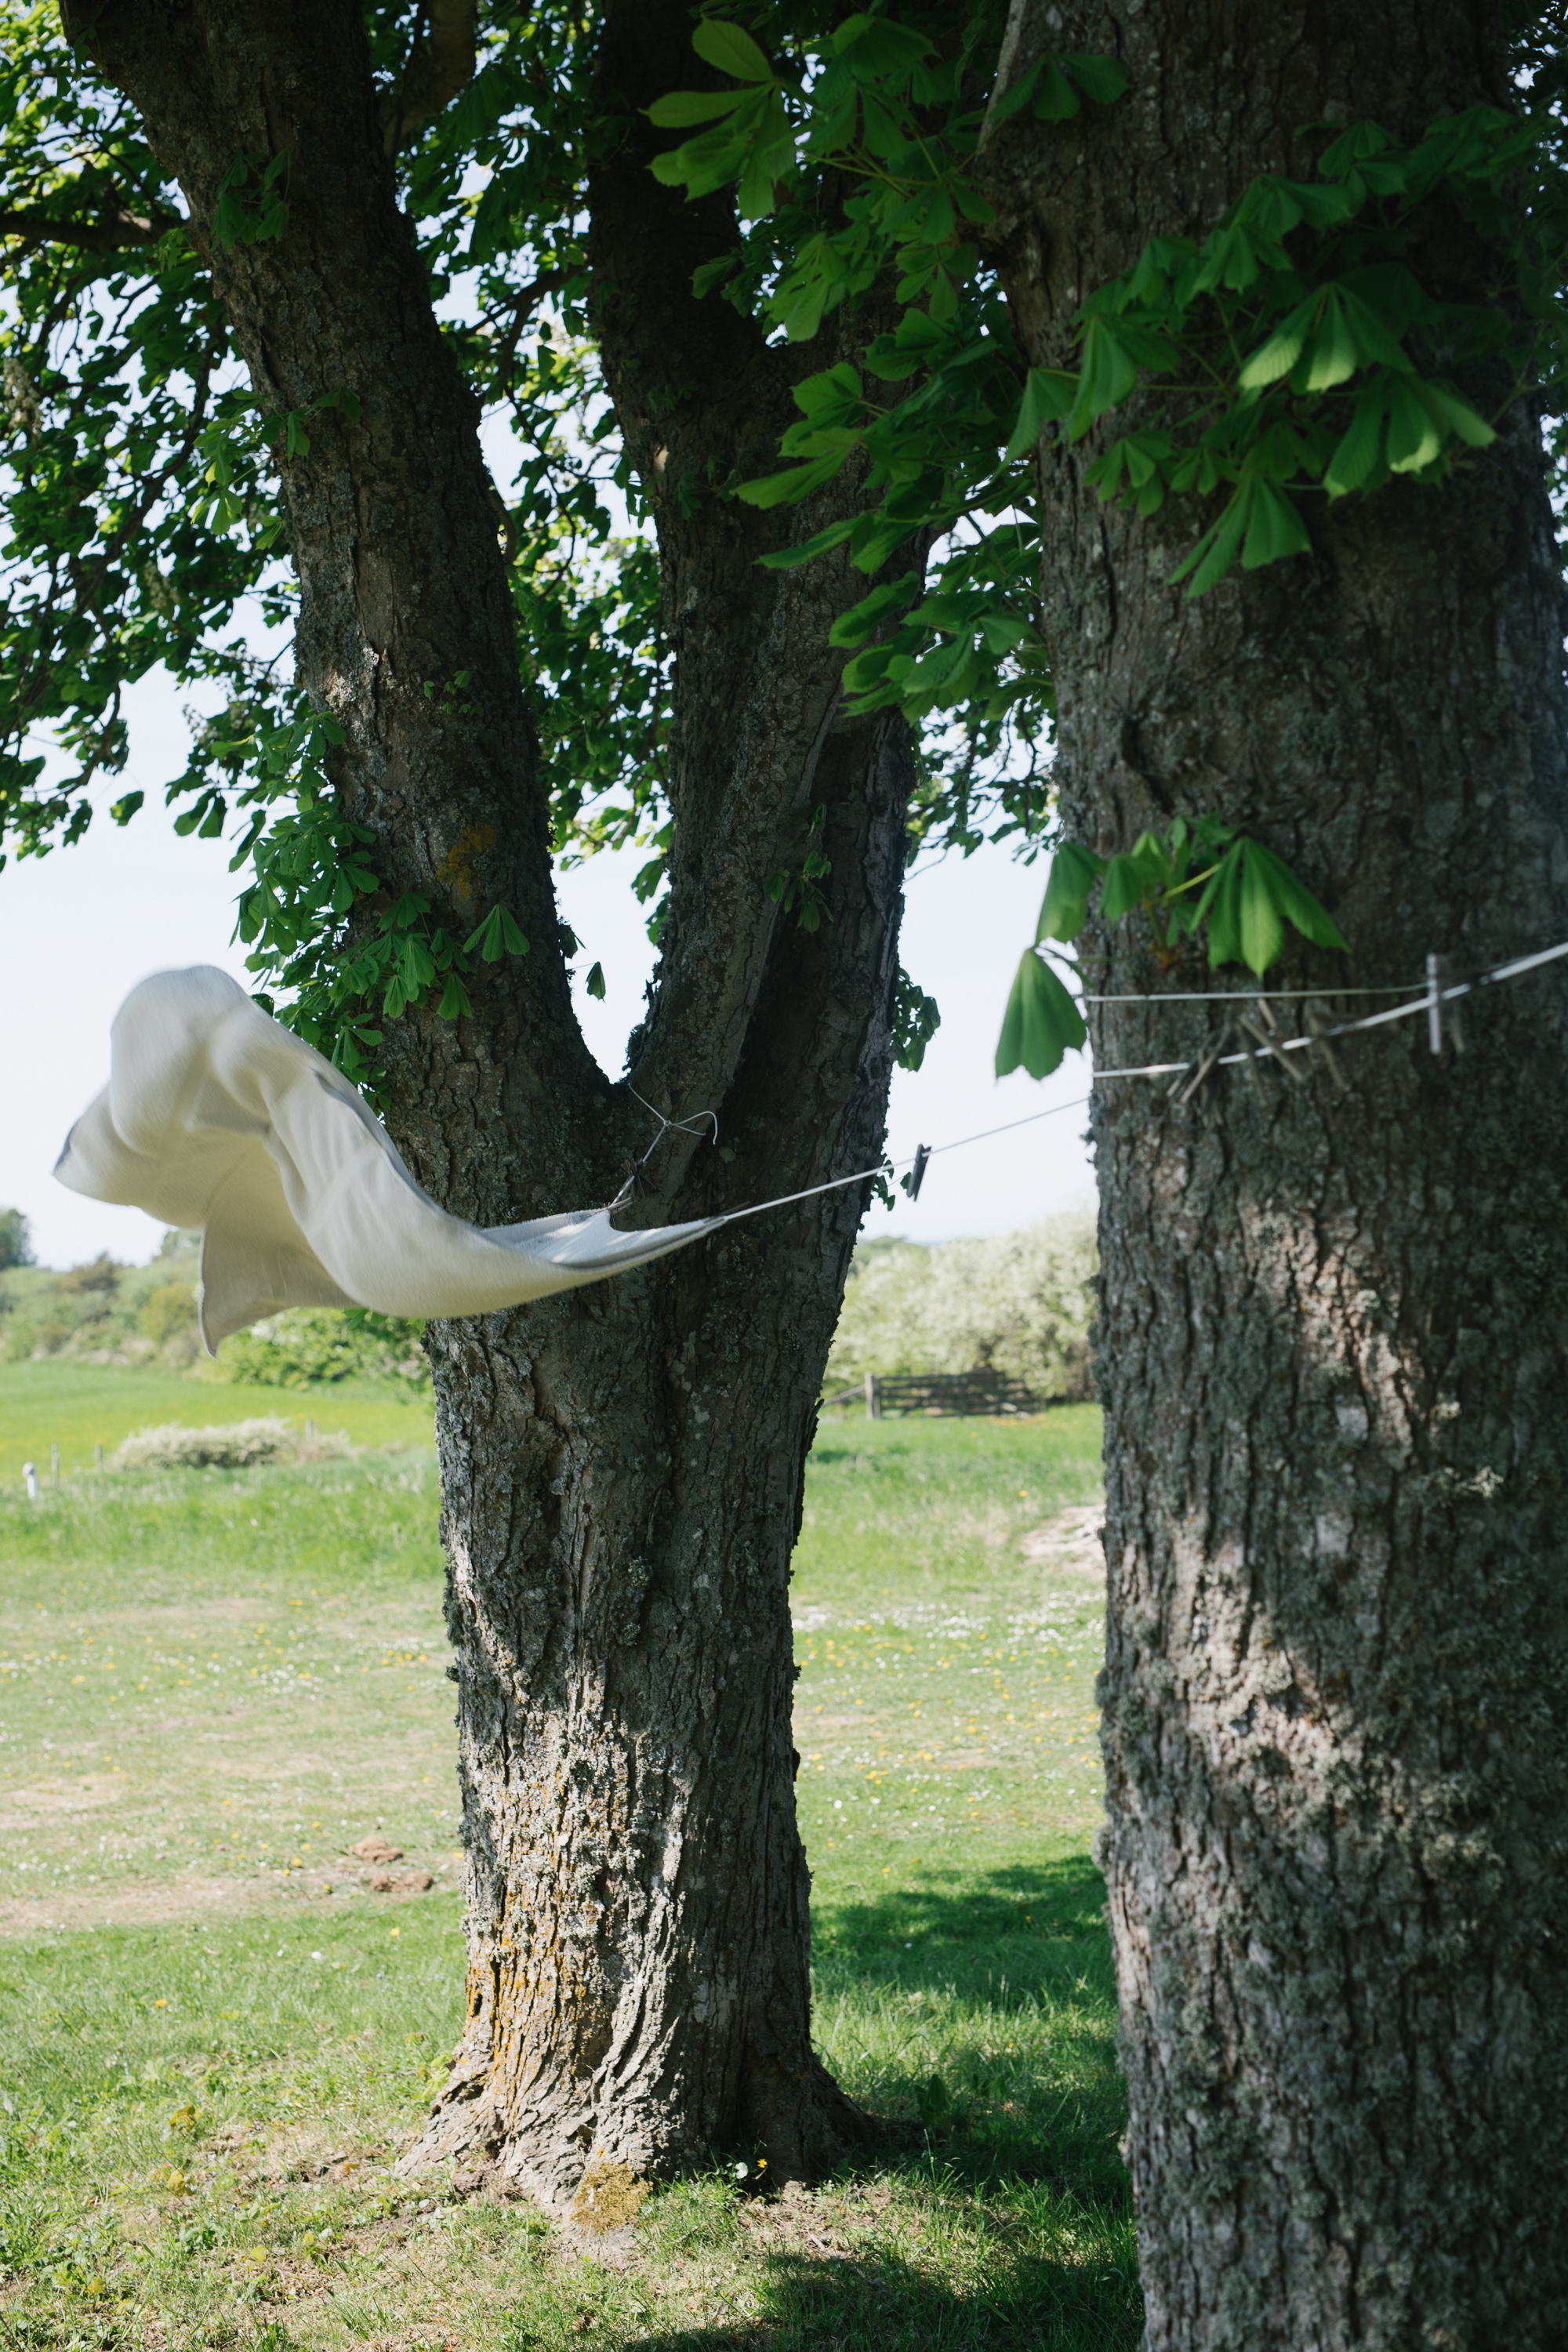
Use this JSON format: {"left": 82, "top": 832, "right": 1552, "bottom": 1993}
{"left": 0, "top": 0, "right": 1561, "bottom": 1073}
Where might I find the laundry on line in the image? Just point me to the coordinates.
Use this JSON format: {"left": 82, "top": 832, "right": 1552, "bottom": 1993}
{"left": 56, "top": 941, "right": 1568, "bottom": 1348}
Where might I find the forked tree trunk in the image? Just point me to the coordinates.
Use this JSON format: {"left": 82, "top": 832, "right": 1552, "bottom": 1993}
{"left": 75, "top": 0, "right": 909, "bottom": 2205}
{"left": 987, "top": 4, "right": 1568, "bottom": 2343}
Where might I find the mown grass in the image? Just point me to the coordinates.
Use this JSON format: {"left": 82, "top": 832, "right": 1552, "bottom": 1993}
{"left": 0, "top": 1403, "right": 1138, "bottom": 2351}
{"left": 0, "top": 1363, "right": 434, "bottom": 1487}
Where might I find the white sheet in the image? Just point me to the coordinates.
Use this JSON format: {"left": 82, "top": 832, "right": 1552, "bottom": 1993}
{"left": 53, "top": 967, "right": 725, "bottom": 1352}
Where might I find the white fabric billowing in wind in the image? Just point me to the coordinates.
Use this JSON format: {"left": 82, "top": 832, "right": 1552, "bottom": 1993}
{"left": 54, "top": 967, "right": 724, "bottom": 1352}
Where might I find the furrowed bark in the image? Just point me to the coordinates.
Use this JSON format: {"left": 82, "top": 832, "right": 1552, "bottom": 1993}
{"left": 71, "top": 0, "right": 911, "bottom": 2205}
{"left": 986, "top": 4, "right": 1568, "bottom": 2344}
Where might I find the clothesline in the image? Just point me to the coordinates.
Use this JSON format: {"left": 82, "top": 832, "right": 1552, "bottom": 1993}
{"left": 59, "top": 940, "right": 1568, "bottom": 1350}
{"left": 717, "top": 930, "right": 1568, "bottom": 1218}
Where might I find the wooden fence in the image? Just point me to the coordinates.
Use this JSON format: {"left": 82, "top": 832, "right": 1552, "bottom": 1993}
{"left": 821, "top": 1370, "right": 1056, "bottom": 1419}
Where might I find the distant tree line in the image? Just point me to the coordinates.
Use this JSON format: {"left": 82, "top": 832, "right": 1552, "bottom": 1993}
{"left": 0, "top": 1227, "right": 426, "bottom": 1385}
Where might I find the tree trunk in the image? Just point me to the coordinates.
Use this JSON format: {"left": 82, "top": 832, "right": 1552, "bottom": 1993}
{"left": 74, "top": 0, "right": 910, "bottom": 2205}
{"left": 986, "top": 4, "right": 1568, "bottom": 2343}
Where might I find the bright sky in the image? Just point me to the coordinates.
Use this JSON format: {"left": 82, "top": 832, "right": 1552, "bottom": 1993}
{"left": 0, "top": 672, "right": 1094, "bottom": 1270}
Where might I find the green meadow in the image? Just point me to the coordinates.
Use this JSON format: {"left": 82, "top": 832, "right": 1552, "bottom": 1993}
{"left": 0, "top": 1367, "right": 1136, "bottom": 2350}
{"left": 0, "top": 1361, "right": 434, "bottom": 1486}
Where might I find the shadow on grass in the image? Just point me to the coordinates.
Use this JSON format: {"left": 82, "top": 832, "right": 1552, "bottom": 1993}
{"left": 811, "top": 1857, "right": 1125, "bottom": 2190}
{"left": 814, "top": 1853, "right": 1112, "bottom": 1985}
{"left": 616, "top": 2228, "right": 1142, "bottom": 2352}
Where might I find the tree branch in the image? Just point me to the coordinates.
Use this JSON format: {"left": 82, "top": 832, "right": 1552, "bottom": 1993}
{"left": 379, "top": 0, "right": 478, "bottom": 155}
{"left": 490, "top": 268, "right": 564, "bottom": 396}
{"left": 0, "top": 203, "right": 182, "bottom": 251}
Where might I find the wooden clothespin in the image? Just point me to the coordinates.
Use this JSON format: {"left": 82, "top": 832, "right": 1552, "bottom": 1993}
{"left": 1240, "top": 998, "right": 1308, "bottom": 1084}
{"left": 1176, "top": 1028, "right": 1231, "bottom": 1108}
{"left": 1305, "top": 1000, "right": 1349, "bottom": 1094}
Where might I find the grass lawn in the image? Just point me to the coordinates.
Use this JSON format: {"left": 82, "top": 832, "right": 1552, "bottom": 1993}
{"left": 0, "top": 1362, "right": 434, "bottom": 1487}
{"left": 0, "top": 1398, "right": 1138, "bottom": 2350}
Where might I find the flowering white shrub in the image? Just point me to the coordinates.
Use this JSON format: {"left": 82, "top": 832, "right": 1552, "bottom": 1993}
{"left": 823, "top": 1212, "right": 1097, "bottom": 1402}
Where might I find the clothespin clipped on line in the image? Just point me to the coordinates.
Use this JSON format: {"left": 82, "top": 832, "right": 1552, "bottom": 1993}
{"left": 901, "top": 1144, "right": 931, "bottom": 1203}
{"left": 1304, "top": 1001, "right": 1350, "bottom": 1093}
{"left": 1240, "top": 997, "right": 1308, "bottom": 1085}
{"left": 1171, "top": 1028, "right": 1231, "bottom": 1111}
{"left": 1426, "top": 954, "right": 1465, "bottom": 1055}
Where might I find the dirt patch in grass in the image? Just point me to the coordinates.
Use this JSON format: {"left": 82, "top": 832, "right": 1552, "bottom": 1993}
{"left": 1021, "top": 1503, "right": 1105, "bottom": 1575}
{"left": 0, "top": 1869, "right": 328, "bottom": 1933}
{"left": 0, "top": 1769, "right": 126, "bottom": 1826}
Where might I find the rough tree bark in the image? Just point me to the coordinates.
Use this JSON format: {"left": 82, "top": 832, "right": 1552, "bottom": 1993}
{"left": 70, "top": 0, "right": 909, "bottom": 2207}
{"left": 985, "top": 3, "right": 1568, "bottom": 2345}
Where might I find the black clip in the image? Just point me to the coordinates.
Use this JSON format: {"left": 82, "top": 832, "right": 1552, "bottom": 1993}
{"left": 901, "top": 1144, "right": 931, "bottom": 1202}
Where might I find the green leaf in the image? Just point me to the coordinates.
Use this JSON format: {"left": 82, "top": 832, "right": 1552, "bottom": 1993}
{"left": 1316, "top": 120, "right": 1395, "bottom": 175}
{"left": 462, "top": 903, "right": 530, "bottom": 964}
{"left": 109, "top": 790, "right": 143, "bottom": 826}
{"left": 1237, "top": 293, "right": 1318, "bottom": 390}
{"left": 829, "top": 572, "right": 920, "bottom": 650}
{"left": 691, "top": 253, "right": 739, "bottom": 298}
{"left": 1416, "top": 380, "right": 1495, "bottom": 449}
{"left": 691, "top": 20, "right": 775, "bottom": 82}
{"left": 1068, "top": 316, "right": 1156, "bottom": 440}
{"left": 1238, "top": 855, "right": 1285, "bottom": 975}
{"left": 1323, "top": 383, "right": 1388, "bottom": 496}
{"left": 1005, "top": 368, "right": 1076, "bottom": 459}
{"left": 1240, "top": 841, "right": 1347, "bottom": 954}
{"left": 1196, "top": 840, "right": 1245, "bottom": 966}
{"left": 1170, "top": 482, "right": 1252, "bottom": 597}
{"left": 438, "top": 973, "right": 474, "bottom": 1020}
{"left": 648, "top": 88, "right": 748, "bottom": 128}
{"left": 757, "top": 515, "right": 856, "bottom": 571}
{"left": 586, "top": 960, "right": 606, "bottom": 1000}
{"left": 1100, "top": 851, "right": 1151, "bottom": 924}
{"left": 1385, "top": 376, "right": 1443, "bottom": 472}
{"left": 1327, "top": 286, "right": 1412, "bottom": 377}
{"left": 735, "top": 449, "right": 849, "bottom": 508}
{"left": 1061, "top": 55, "right": 1131, "bottom": 106}
{"left": 988, "top": 60, "right": 1042, "bottom": 127}
{"left": 1240, "top": 479, "right": 1311, "bottom": 569}
{"left": 1032, "top": 62, "right": 1082, "bottom": 122}
{"left": 995, "top": 949, "right": 1087, "bottom": 1080}
{"left": 1198, "top": 838, "right": 1346, "bottom": 973}
{"left": 1036, "top": 841, "right": 1105, "bottom": 942}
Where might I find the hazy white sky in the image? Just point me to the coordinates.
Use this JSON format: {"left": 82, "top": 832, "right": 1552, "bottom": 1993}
{"left": 0, "top": 673, "right": 1094, "bottom": 1269}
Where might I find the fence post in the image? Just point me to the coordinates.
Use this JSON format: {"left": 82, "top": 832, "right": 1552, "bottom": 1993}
{"left": 23, "top": 1461, "right": 38, "bottom": 1501}
{"left": 864, "top": 1371, "right": 880, "bottom": 1421}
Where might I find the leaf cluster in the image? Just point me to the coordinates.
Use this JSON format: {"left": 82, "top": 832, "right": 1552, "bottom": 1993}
{"left": 0, "top": 2, "right": 265, "bottom": 868}
{"left": 652, "top": 11, "right": 1563, "bottom": 841}
{"left": 996, "top": 821, "right": 1346, "bottom": 1080}
{"left": 0, "top": 1, "right": 677, "bottom": 1067}
{"left": 2, "top": 0, "right": 1563, "bottom": 1092}
{"left": 650, "top": 5, "right": 1100, "bottom": 851}
{"left": 1052, "top": 109, "right": 1556, "bottom": 595}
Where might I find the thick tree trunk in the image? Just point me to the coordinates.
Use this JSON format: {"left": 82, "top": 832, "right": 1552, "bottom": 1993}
{"left": 986, "top": 4, "right": 1568, "bottom": 2344}
{"left": 75, "top": 0, "right": 910, "bottom": 2205}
